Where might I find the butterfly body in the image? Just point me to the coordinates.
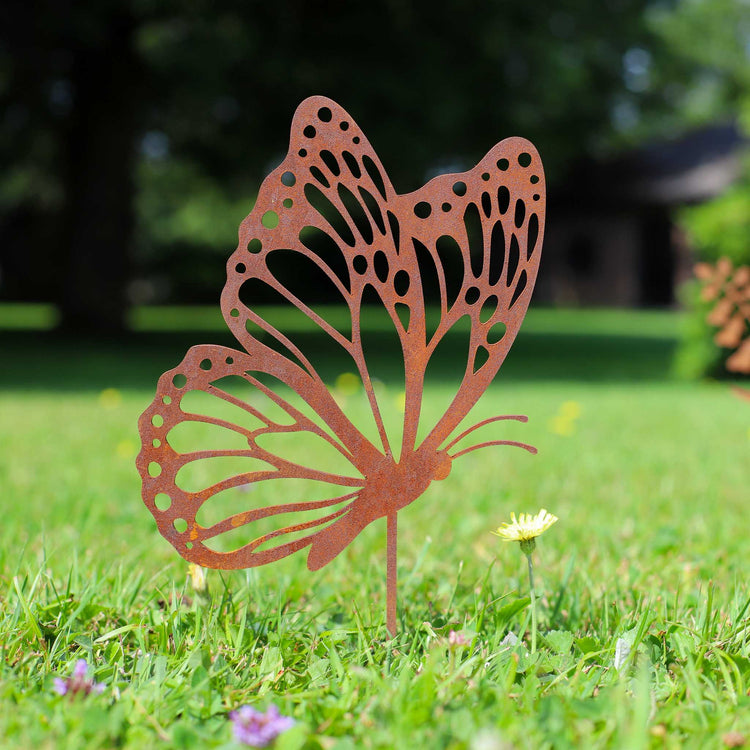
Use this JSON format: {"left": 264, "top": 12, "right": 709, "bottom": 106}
{"left": 137, "top": 96, "right": 545, "bottom": 633}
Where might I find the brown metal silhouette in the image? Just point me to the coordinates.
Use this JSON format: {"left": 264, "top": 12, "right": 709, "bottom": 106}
{"left": 137, "top": 96, "right": 545, "bottom": 635}
{"left": 696, "top": 258, "right": 750, "bottom": 374}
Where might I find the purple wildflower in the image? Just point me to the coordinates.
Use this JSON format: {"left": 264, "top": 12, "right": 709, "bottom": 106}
{"left": 53, "top": 659, "right": 105, "bottom": 697}
{"left": 229, "top": 704, "right": 294, "bottom": 747}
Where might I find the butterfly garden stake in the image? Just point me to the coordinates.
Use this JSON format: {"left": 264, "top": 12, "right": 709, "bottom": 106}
{"left": 137, "top": 96, "right": 545, "bottom": 635}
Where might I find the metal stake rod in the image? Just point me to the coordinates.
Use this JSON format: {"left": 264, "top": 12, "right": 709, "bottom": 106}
{"left": 387, "top": 512, "right": 398, "bottom": 637}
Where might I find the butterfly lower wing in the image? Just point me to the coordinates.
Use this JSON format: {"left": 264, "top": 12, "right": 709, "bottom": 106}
{"left": 137, "top": 344, "right": 367, "bottom": 569}
{"left": 220, "top": 96, "right": 432, "bottom": 460}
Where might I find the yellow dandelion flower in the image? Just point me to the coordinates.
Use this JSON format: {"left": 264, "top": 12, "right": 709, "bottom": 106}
{"left": 115, "top": 440, "right": 136, "bottom": 459}
{"left": 99, "top": 388, "right": 122, "bottom": 409}
{"left": 560, "top": 400, "right": 582, "bottom": 419}
{"left": 335, "top": 372, "right": 360, "bottom": 396}
{"left": 493, "top": 508, "right": 558, "bottom": 654}
{"left": 188, "top": 563, "right": 207, "bottom": 594}
{"left": 394, "top": 391, "right": 406, "bottom": 413}
{"left": 492, "top": 508, "right": 558, "bottom": 543}
{"left": 548, "top": 415, "right": 575, "bottom": 436}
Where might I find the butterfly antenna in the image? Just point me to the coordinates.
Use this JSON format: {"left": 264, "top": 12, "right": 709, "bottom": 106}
{"left": 450, "top": 439, "right": 537, "bottom": 460}
{"left": 444, "top": 414, "right": 529, "bottom": 451}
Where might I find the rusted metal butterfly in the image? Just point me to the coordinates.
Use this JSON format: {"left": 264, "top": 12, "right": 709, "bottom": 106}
{"left": 137, "top": 96, "right": 545, "bottom": 634}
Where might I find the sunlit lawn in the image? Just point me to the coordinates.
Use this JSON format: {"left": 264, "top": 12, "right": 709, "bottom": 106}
{"left": 0, "top": 306, "right": 748, "bottom": 749}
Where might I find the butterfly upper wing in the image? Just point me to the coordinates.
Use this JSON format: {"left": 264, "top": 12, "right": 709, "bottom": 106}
{"left": 400, "top": 139, "right": 546, "bottom": 454}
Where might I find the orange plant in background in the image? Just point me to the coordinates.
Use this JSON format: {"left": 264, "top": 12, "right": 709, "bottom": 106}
{"left": 695, "top": 258, "right": 750, "bottom": 375}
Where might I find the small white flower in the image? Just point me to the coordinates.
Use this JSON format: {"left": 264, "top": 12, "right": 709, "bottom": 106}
{"left": 613, "top": 637, "right": 631, "bottom": 671}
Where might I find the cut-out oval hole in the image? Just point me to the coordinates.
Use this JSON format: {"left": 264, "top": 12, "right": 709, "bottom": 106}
{"left": 172, "top": 373, "right": 187, "bottom": 388}
{"left": 318, "top": 107, "right": 332, "bottom": 122}
{"left": 465, "top": 286, "right": 480, "bottom": 305}
{"left": 487, "top": 321, "right": 507, "bottom": 344}
{"left": 393, "top": 270, "right": 410, "bottom": 296}
{"left": 373, "top": 251, "right": 389, "bottom": 283}
{"left": 154, "top": 493, "right": 171, "bottom": 511}
{"left": 452, "top": 181, "right": 467, "bottom": 196}
{"left": 281, "top": 171, "right": 296, "bottom": 186}
{"left": 247, "top": 238, "right": 262, "bottom": 254}
{"left": 480, "top": 295, "right": 498, "bottom": 323}
{"left": 173, "top": 518, "right": 188, "bottom": 533}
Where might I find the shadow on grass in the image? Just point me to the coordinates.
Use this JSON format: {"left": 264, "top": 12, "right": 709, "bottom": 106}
{"left": 0, "top": 324, "right": 679, "bottom": 393}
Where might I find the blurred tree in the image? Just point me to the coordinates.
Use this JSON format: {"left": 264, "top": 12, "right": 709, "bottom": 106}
{"left": 1, "top": 0, "right": 746, "bottom": 331}
{"left": 652, "top": 0, "right": 750, "bottom": 377}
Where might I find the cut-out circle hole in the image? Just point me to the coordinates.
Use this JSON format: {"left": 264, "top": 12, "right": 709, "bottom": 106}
{"left": 262, "top": 211, "right": 279, "bottom": 228}
{"left": 281, "top": 171, "right": 296, "bottom": 186}
{"left": 173, "top": 518, "right": 188, "bottom": 533}
{"left": 247, "top": 238, "right": 262, "bottom": 253}
{"left": 530, "top": 175, "right": 540, "bottom": 184}
{"left": 154, "top": 493, "right": 171, "bottom": 511}
{"left": 282, "top": 198, "right": 293, "bottom": 208}
{"left": 414, "top": 201, "right": 431, "bottom": 219}
{"left": 518, "top": 152, "right": 532, "bottom": 167}
{"left": 497, "top": 158, "right": 509, "bottom": 171}
{"left": 298, "top": 148, "right": 307, "bottom": 157}
{"left": 353, "top": 255, "right": 368, "bottom": 274}
{"left": 225, "top": 356, "right": 234, "bottom": 365}
{"left": 230, "top": 308, "right": 240, "bottom": 318}
{"left": 352, "top": 136, "right": 360, "bottom": 144}
{"left": 185, "top": 542, "right": 193, "bottom": 550}
{"left": 236, "top": 262, "right": 246, "bottom": 274}
{"left": 162, "top": 395, "right": 171, "bottom": 405}
{"left": 152, "top": 438, "right": 161, "bottom": 448}
{"left": 452, "top": 181, "right": 467, "bottom": 196}
{"left": 199, "top": 358, "right": 212, "bottom": 371}
{"left": 442, "top": 202, "right": 451, "bottom": 212}
{"left": 482, "top": 172, "right": 490, "bottom": 181}
{"left": 533, "top": 194, "right": 540, "bottom": 201}
{"left": 172, "top": 373, "right": 187, "bottom": 388}
{"left": 303, "top": 125, "right": 316, "bottom": 138}
{"left": 318, "top": 107, "right": 332, "bottom": 122}
{"left": 151, "top": 414, "right": 164, "bottom": 427}
{"left": 148, "top": 462, "right": 162, "bottom": 477}
{"left": 340, "top": 121, "right": 349, "bottom": 130}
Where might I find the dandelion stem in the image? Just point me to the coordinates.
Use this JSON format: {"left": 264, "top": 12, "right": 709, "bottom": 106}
{"left": 526, "top": 552, "right": 537, "bottom": 654}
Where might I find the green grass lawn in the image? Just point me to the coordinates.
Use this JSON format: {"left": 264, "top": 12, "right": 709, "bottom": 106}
{"left": 0, "top": 305, "right": 748, "bottom": 749}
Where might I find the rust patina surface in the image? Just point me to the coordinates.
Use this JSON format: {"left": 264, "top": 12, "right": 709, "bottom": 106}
{"left": 136, "top": 96, "right": 545, "bottom": 634}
